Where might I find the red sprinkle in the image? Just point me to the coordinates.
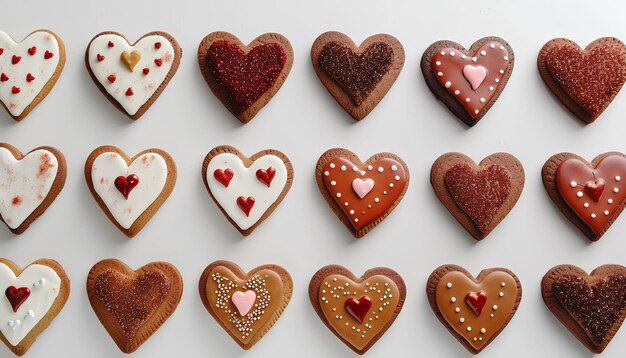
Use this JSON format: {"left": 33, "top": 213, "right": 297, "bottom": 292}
{"left": 0, "top": 73, "right": 8, "bottom": 82}
{"left": 108, "top": 41, "right": 115, "bottom": 47}
{"left": 11, "top": 86, "right": 20, "bottom": 94}
{"left": 26, "top": 73, "right": 35, "bottom": 82}
{"left": 11, "top": 196, "right": 22, "bottom": 206}
{"left": 44, "top": 50, "right": 54, "bottom": 59}
{"left": 12, "top": 55, "right": 21, "bottom": 64}
{"left": 154, "top": 58, "right": 162, "bottom": 67}
{"left": 143, "top": 68, "right": 150, "bottom": 75}
{"left": 107, "top": 74, "right": 116, "bottom": 83}
{"left": 28, "top": 46, "right": 36, "bottom": 55}
{"left": 125, "top": 87, "right": 133, "bottom": 96}
{"left": 154, "top": 42, "right": 162, "bottom": 49}
{"left": 0, "top": 48, "right": 3, "bottom": 55}
{"left": 97, "top": 54, "right": 105, "bottom": 62}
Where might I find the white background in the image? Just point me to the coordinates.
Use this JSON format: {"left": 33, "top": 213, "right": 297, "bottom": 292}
{"left": 1, "top": 0, "right": 625, "bottom": 357}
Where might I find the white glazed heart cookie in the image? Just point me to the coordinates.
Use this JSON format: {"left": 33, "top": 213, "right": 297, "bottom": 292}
{"left": 0, "top": 258, "right": 70, "bottom": 356}
{"left": 0, "top": 143, "right": 66, "bottom": 234}
{"left": 85, "top": 145, "right": 177, "bottom": 237}
{"left": 85, "top": 31, "right": 181, "bottom": 120}
{"left": 0, "top": 30, "right": 65, "bottom": 121}
{"left": 202, "top": 146, "right": 293, "bottom": 236}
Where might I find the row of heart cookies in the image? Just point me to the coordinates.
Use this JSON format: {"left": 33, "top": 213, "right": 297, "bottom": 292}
{"left": 1, "top": 30, "right": 625, "bottom": 124}
{"left": 2, "top": 259, "right": 625, "bottom": 355}
{"left": 2, "top": 143, "right": 626, "bottom": 241}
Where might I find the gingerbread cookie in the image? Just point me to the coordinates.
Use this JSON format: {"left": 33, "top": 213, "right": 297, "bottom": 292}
{"left": 316, "top": 148, "right": 409, "bottom": 238}
{"left": 85, "top": 31, "right": 181, "bottom": 120}
{"left": 421, "top": 37, "right": 514, "bottom": 126}
{"left": 427, "top": 265, "right": 522, "bottom": 354}
{"left": 542, "top": 152, "right": 626, "bottom": 241}
{"left": 311, "top": 32, "right": 404, "bottom": 120}
{"left": 538, "top": 37, "right": 626, "bottom": 123}
{"left": 85, "top": 145, "right": 176, "bottom": 238}
{"left": 0, "top": 143, "right": 66, "bottom": 234}
{"left": 202, "top": 146, "right": 293, "bottom": 236}
{"left": 198, "top": 32, "right": 293, "bottom": 123}
{"left": 199, "top": 261, "right": 292, "bottom": 349}
{"left": 0, "top": 30, "right": 65, "bottom": 121}
{"left": 87, "top": 259, "right": 183, "bottom": 353}
{"left": 431, "top": 152, "right": 524, "bottom": 240}
{"left": 0, "top": 258, "right": 69, "bottom": 356}
{"left": 542, "top": 264, "right": 626, "bottom": 353}
{"left": 309, "top": 265, "right": 405, "bottom": 354}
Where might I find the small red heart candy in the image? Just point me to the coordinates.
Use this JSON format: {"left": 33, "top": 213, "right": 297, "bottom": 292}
{"left": 143, "top": 68, "right": 150, "bottom": 75}
{"left": 345, "top": 295, "right": 372, "bottom": 323}
{"left": 5, "top": 286, "right": 30, "bottom": 312}
{"left": 12, "top": 55, "right": 20, "bottom": 64}
{"left": 114, "top": 174, "right": 140, "bottom": 199}
{"left": 237, "top": 196, "right": 255, "bottom": 216}
{"left": 108, "top": 41, "right": 115, "bottom": 47}
{"left": 11, "top": 86, "right": 20, "bottom": 94}
{"left": 26, "top": 73, "right": 35, "bottom": 82}
{"left": 214, "top": 169, "right": 234, "bottom": 187}
{"left": 107, "top": 74, "right": 116, "bottom": 83}
{"left": 0, "top": 73, "right": 8, "bottom": 82}
{"left": 154, "top": 58, "right": 162, "bottom": 67}
{"left": 28, "top": 46, "right": 36, "bottom": 55}
{"left": 44, "top": 50, "right": 54, "bottom": 59}
{"left": 465, "top": 291, "right": 488, "bottom": 316}
{"left": 256, "top": 167, "right": 276, "bottom": 187}
{"left": 125, "top": 87, "right": 133, "bottom": 96}
{"left": 154, "top": 42, "right": 162, "bottom": 49}
{"left": 97, "top": 54, "right": 105, "bottom": 62}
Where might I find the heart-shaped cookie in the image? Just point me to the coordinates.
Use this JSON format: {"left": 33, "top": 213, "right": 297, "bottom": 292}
{"left": 198, "top": 32, "right": 293, "bottom": 123}
{"left": 421, "top": 37, "right": 514, "bottom": 126}
{"left": 202, "top": 145, "right": 293, "bottom": 236}
{"left": 0, "top": 143, "right": 66, "bottom": 234}
{"left": 309, "top": 265, "right": 406, "bottom": 354}
{"left": 542, "top": 264, "right": 626, "bottom": 353}
{"left": 85, "top": 145, "right": 177, "bottom": 238}
{"left": 542, "top": 152, "right": 626, "bottom": 241}
{"left": 87, "top": 259, "right": 183, "bottom": 353}
{"left": 311, "top": 32, "right": 405, "bottom": 120}
{"left": 431, "top": 152, "right": 525, "bottom": 240}
{"left": 199, "top": 261, "right": 292, "bottom": 349}
{"left": 85, "top": 31, "right": 181, "bottom": 120}
{"left": 0, "top": 30, "right": 65, "bottom": 121}
{"left": 538, "top": 37, "right": 626, "bottom": 123}
{"left": 316, "top": 148, "right": 409, "bottom": 238}
{"left": 427, "top": 265, "right": 522, "bottom": 354}
{"left": 0, "top": 258, "right": 69, "bottom": 356}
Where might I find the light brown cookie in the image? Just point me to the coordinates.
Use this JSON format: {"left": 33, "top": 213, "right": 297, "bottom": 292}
{"left": 311, "top": 32, "right": 404, "bottom": 120}
{"left": 309, "top": 265, "right": 406, "bottom": 354}
{"left": 85, "top": 145, "right": 177, "bottom": 238}
{"left": 316, "top": 148, "right": 409, "bottom": 238}
{"left": 0, "top": 258, "right": 70, "bottom": 356}
{"left": 0, "top": 29, "right": 66, "bottom": 121}
{"left": 198, "top": 260, "right": 292, "bottom": 349}
{"left": 542, "top": 264, "right": 626, "bottom": 353}
{"left": 427, "top": 264, "right": 522, "bottom": 354}
{"left": 431, "top": 152, "right": 524, "bottom": 240}
{"left": 85, "top": 31, "right": 182, "bottom": 120}
{"left": 202, "top": 145, "right": 293, "bottom": 236}
{"left": 86, "top": 259, "right": 183, "bottom": 354}
{"left": 198, "top": 32, "right": 293, "bottom": 123}
{"left": 0, "top": 143, "right": 66, "bottom": 234}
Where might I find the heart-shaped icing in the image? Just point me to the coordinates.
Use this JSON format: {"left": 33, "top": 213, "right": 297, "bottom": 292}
{"left": 5, "top": 286, "right": 30, "bottom": 312}
{"left": 344, "top": 296, "right": 372, "bottom": 323}
{"left": 462, "top": 65, "right": 487, "bottom": 90}
{"left": 0, "top": 30, "right": 64, "bottom": 120}
{"left": 114, "top": 174, "right": 139, "bottom": 199}
{"left": 86, "top": 32, "right": 180, "bottom": 119}
{"left": 231, "top": 290, "right": 256, "bottom": 316}
{"left": 351, "top": 178, "right": 375, "bottom": 199}
{"left": 213, "top": 168, "right": 234, "bottom": 187}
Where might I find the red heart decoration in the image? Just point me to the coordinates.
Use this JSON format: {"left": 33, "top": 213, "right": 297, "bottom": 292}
{"left": 26, "top": 73, "right": 35, "bottom": 83}
{"left": 0, "top": 73, "right": 8, "bottom": 82}
{"left": 465, "top": 291, "right": 487, "bottom": 316}
{"left": 256, "top": 167, "right": 276, "bottom": 187}
{"left": 44, "top": 50, "right": 54, "bottom": 60}
{"left": 237, "top": 196, "right": 255, "bottom": 217}
{"left": 114, "top": 174, "right": 140, "bottom": 200}
{"left": 213, "top": 168, "right": 234, "bottom": 187}
{"left": 344, "top": 295, "right": 372, "bottom": 324}
{"left": 5, "top": 286, "right": 30, "bottom": 312}
{"left": 12, "top": 55, "right": 21, "bottom": 64}
{"left": 28, "top": 46, "right": 36, "bottom": 55}
{"left": 584, "top": 179, "right": 606, "bottom": 202}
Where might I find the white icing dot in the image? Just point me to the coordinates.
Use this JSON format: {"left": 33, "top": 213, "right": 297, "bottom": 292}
{"left": 454, "top": 90, "right": 460, "bottom": 95}
{"left": 445, "top": 81, "right": 451, "bottom": 88}
{"left": 451, "top": 297, "right": 457, "bottom": 303}
{"left": 584, "top": 202, "right": 589, "bottom": 208}
{"left": 480, "top": 50, "right": 486, "bottom": 56}
{"left": 360, "top": 170, "right": 366, "bottom": 175}
{"left": 391, "top": 165, "right": 398, "bottom": 171}
{"left": 570, "top": 181, "right": 577, "bottom": 187}
{"left": 499, "top": 69, "right": 504, "bottom": 74}
{"left": 374, "top": 198, "right": 380, "bottom": 203}
{"left": 466, "top": 326, "right": 472, "bottom": 332}
{"left": 340, "top": 165, "right": 347, "bottom": 171}
{"left": 383, "top": 191, "right": 387, "bottom": 195}
{"left": 446, "top": 282, "right": 452, "bottom": 288}
{"left": 378, "top": 167, "right": 384, "bottom": 173}
{"left": 503, "top": 56, "right": 509, "bottom": 61}
{"left": 604, "top": 210, "right": 610, "bottom": 216}
{"left": 493, "top": 305, "right": 498, "bottom": 310}
{"left": 490, "top": 44, "right": 496, "bottom": 49}
{"left": 354, "top": 218, "right": 359, "bottom": 223}
{"left": 450, "top": 51, "right": 456, "bottom": 57}
{"left": 481, "top": 328, "right": 486, "bottom": 334}
{"left": 495, "top": 78, "right": 500, "bottom": 83}
{"left": 499, "top": 292, "right": 504, "bottom": 297}
{"left": 616, "top": 176, "right": 621, "bottom": 182}
{"left": 609, "top": 199, "right": 614, "bottom": 204}
{"left": 324, "top": 171, "right": 329, "bottom": 176}
{"left": 480, "top": 97, "right": 485, "bottom": 103}
{"left": 435, "top": 61, "right": 441, "bottom": 66}
{"left": 367, "top": 165, "right": 373, "bottom": 170}
{"left": 344, "top": 202, "right": 349, "bottom": 206}
{"left": 576, "top": 191, "right": 583, "bottom": 198}
{"left": 352, "top": 166, "right": 358, "bottom": 172}
{"left": 330, "top": 181, "right": 336, "bottom": 186}
{"left": 591, "top": 213, "right": 597, "bottom": 219}
{"left": 455, "top": 307, "right": 460, "bottom": 312}
{"left": 501, "top": 282, "right": 506, "bottom": 287}
{"left": 336, "top": 193, "right": 341, "bottom": 198}
{"left": 440, "top": 51, "right": 446, "bottom": 55}
{"left": 500, "top": 45, "right": 505, "bottom": 50}
{"left": 437, "top": 71, "right": 443, "bottom": 77}
{"left": 472, "top": 57, "right": 477, "bottom": 62}
{"left": 461, "top": 54, "right": 466, "bottom": 59}
{"left": 460, "top": 317, "right": 465, "bottom": 323}
{"left": 330, "top": 163, "right": 335, "bottom": 169}
{"left": 615, "top": 187, "right": 620, "bottom": 193}
{"left": 474, "top": 110, "right": 479, "bottom": 114}
{"left": 489, "top": 86, "right": 494, "bottom": 91}
{"left": 349, "top": 210, "right": 355, "bottom": 215}
{"left": 465, "top": 97, "right": 470, "bottom": 102}
{"left": 395, "top": 176, "right": 400, "bottom": 181}
{"left": 389, "top": 183, "right": 394, "bottom": 188}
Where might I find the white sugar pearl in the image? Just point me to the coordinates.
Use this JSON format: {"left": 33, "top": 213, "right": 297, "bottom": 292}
{"left": 378, "top": 167, "right": 384, "bottom": 173}
{"left": 435, "top": 61, "right": 441, "bottom": 66}
{"left": 451, "top": 297, "right": 457, "bottom": 303}
{"left": 367, "top": 165, "right": 373, "bottom": 170}
{"left": 450, "top": 51, "right": 456, "bottom": 56}
{"left": 460, "top": 318, "right": 465, "bottom": 323}
{"left": 391, "top": 165, "right": 398, "bottom": 171}
{"left": 591, "top": 213, "right": 597, "bottom": 218}
{"left": 481, "top": 328, "right": 486, "bottom": 334}
{"left": 472, "top": 57, "right": 477, "bottom": 62}
{"left": 499, "top": 69, "right": 504, "bottom": 74}
{"left": 440, "top": 51, "right": 446, "bottom": 55}
{"left": 480, "top": 97, "right": 485, "bottom": 103}
{"left": 330, "top": 181, "right": 336, "bottom": 186}
{"left": 445, "top": 81, "right": 451, "bottom": 88}
{"left": 465, "top": 98, "right": 470, "bottom": 102}
{"left": 352, "top": 166, "right": 358, "bottom": 172}
{"left": 340, "top": 165, "right": 347, "bottom": 171}
{"left": 489, "top": 86, "right": 494, "bottom": 91}
{"left": 374, "top": 198, "right": 380, "bottom": 203}
{"left": 576, "top": 191, "right": 583, "bottom": 197}
{"left": 474, "top": 110, "right": 479, "bottom": 114}
{"left": 490, "top": 44, "right": 496, "bottom": 48}
{"left": 500, "top": 46, "right": 505, "bottom": 50}
{"left": 584, "top": 202, "right": 589, "bottom": 208}
{"left": 324, "top": 171, "right": 329, "bottom": 176}
{"left": 570, "top": 181, "right": 577, "bottom": 187}
{"left": 495, "top": 78, "right": 500, "bottom": 83}
{"left": 446, "top": 282, "right": 452, "bottom": 288}
{"left": 466, "top": 326, "right": 472, "bottom": 332}
{"left": 609, "top": 199, "right": 614, "bottom": 204}
{"left": 437, "top": 71, "right": 443, "bottom": 76}
{"left": 504, "top": 56, "right": 509, "bottom": 61}
{"left": 480, "top": 50, "right": 486, "bottom": 56}
{"left": 493, "top": 305, "right": 498, "bottom": 310}
{"left": 454, "top": 90, "right": 460, "bottom": 95}
{"left": 349, "top": 210, "right": 355, "bottom": 215}
{"left": 330, "top": 163, "right": 335, "bottom": 168}
{"left": 336, "top": 193, "right": 341, "bottom": 198}
{"left": 616, "top": 176, "right": 621, "bottom": 182}
{"left": 604, "top": 210, "right": 610, "bottom": 216}
{"left": 395, "top": 176, "right": 400, "bottom": 181}
{"left": 615, "top": 187, "right": 620, "bottom": 193}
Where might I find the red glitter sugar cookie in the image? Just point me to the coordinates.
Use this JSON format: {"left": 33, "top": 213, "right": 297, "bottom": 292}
{"left": 87, "top": 259, "right": 183, "bottom": 354}
{"left": 431, "top": 152, "right": 524, "bottom": 240}
{"left": 427, "top": 265, "right": 522, "bottom": 354}
{"left": 421, "top": 37, "right": 514, "bottom": 126}
{"left": 538, "top": 37, "right": 626, "bottom": 123}
{"left": 542, "top": 264, "right": 626, "bottom": 353}
{"left": 199, "top": 261, "right": 292, "bottom": 349}
{"left": 311, "top": 32, "right": 405, "bottom": 120}
{"left": 198, "top": 32, "right": 293, "bottom": 123}
{"left": 542, "top": 151, "right": 626, "bottom": 241}
{"left": 309, "top": 265, "right": 406, "bottom": 355}
{"left": 316, "top": 148, "right": 409, "bottom": 238}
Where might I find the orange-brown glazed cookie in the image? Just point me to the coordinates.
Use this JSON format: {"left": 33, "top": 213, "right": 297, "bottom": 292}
{"left": 427, "top": 265, "right": 522, "bottom": 354}
{"left": 198, "top": 32, "right": 293, "bottom": 123}
{"left": 86, "top": 259, "right": 183, "bottom": 354}
{"left": 309, "top": 265, "right": 406, "bottom": 354}
{"left": 0, "top": 258, "right": 70, "bottom": 356}
{"left": 198, "top": 261, "right": 292, "bottom": 349}
{"left": 311, "top": 32, "right": 404, "bottom": 120}
{"left": 316, "top": 148, "right": 409, "bottom": 238}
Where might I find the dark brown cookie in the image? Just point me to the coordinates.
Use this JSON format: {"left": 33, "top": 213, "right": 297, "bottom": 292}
{"left": 431, "top": 152, "right": 524, "bottom": 240}
{"left": 538, "top": 37, "right": 626, "bottom": 123}
{"left": 542, "top": 152, "right": 626, "bottom": 241}
{"left": 421, "top": 37, "right": 514, "bottom": 126}
{"left": 542, "top": 264, "right": 626, "bottom": 353}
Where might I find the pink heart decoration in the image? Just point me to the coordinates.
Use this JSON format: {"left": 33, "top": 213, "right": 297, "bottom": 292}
{"left": 231, "top": 290, "right": 257, "bottom": 316}
{"left": 351, "top": 178, "right": 375, "bottom": 199}
{"left": 463, "top": 65, "right": 487, "bottom": 90}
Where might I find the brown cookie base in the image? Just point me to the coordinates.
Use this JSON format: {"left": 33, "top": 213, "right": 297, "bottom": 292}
{"left": 431, "top": 152, "right": 524, "bottom": 240}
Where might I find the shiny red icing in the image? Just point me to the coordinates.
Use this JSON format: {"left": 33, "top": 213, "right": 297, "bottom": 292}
{"left": 114, "top": 174, "right": 139, "bottom": 199}
{"left": 0, "top": 73, "right": 8, "bottom": 82}
{"left": 0, "top": 48, "right": 3, "bottom": 55}
{"left": 28, "top": 46, "right": 36, "bottom": 55}
{"left": 11, "top": 55, "right": 20, "bottom": 64}
{"left": 214, "top": 168, "right": 234, "bottom": 187}
{"left": 44, "top": 50, "right": 54, "bottom": 59}
{"left": 465, "top": 291, "right": 487, "bottom": 316}
{"left": 107, "top": 74, "right": 116, "bottom": 83}
{"left": 26, "top": 73, "right": 35, "bottom": 83}
{"left": 585, "top": 179, "right": 606, "bottom": 202}
{"left": 11, "top": 86, "right": 20, "bottom": 94}
{"left": 125, "top": 87, "right": 133, "bottom": 96}
{"left": 237, "top": 196, "right": 255, "bottom": 216}
{"left": 5, "top": 286, "right": 30, "bottom": 312}
{"left": 345, "top": 295, "right": 372, "bottom": 323}
{"left": 256, "top": 167, "right": 276, "bottom": 187}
